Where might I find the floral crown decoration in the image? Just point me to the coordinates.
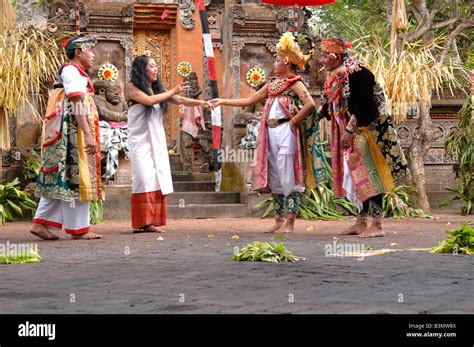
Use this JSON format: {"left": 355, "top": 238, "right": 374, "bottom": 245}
{"left": 276, "top": 32, "right": 313, "bottom": 70}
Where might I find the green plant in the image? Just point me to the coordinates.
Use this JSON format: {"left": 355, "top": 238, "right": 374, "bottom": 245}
{"left": 0, "top": 248, "right": 42, "bottom": 264}
{"left": 0, "top": 178, "right": 37, "bottom": 225}
{"left": 300, "top": 185, "right": 353, "bottom": 221}
{"left": 253, "top": 183, "right": 429, "bottom": 220}
{"left": 33, "top": 0, "right": 53, "bottom": 8}
{"left": 21, "top": 158, "right": 41, "bottom": 181}
{"left": 232, "top": 241, "right": 303, "bottom": 263}
{"left": 440, "top": 98, "right": 473, "bottom": 215}
{"left": 383, "top": 185, "right": 431, "bottom": 218}
{"left": 252, "top": 195, "right": 274, "bottom": 219}
{"left": 89, "top": 191, "right": 105, "bottom": 225}
{"left": 431, "top": 223, "right": 474, "bottom": 255}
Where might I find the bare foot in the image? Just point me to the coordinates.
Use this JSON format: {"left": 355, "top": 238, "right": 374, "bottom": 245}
{"left": 264, "top": 219, "right": 285, "bottom": 233}
{"left": 359, "top": 223, "right": 384, "bottom": 238}
{"left": 30, "top": 224, "right": 59, "bottom": 241}
{"left": 339, "top": 217, "right": 368, "bottom": 235}
{"left": 277, "top": 215, "right": 295, "bottom": 233}
{"left": 70, "top": 232, "right": 103, "bottom": 240}
{"left": 275, "top": 228, "right": 293, "bottom": 234}
{"left": 133, "top": 225, "right": 166, "bottom": 233}
{"left": 145, "top": 225, "right": 166, "bottom": 233}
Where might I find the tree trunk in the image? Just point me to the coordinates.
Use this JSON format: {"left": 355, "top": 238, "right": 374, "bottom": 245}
{"left": 406, "top": 101, "right": 433, "bottom": 211}
{"left": 0, "top": 107, "right": 4, "bottom": 182}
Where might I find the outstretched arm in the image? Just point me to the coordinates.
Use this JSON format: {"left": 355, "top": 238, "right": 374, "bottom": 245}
{"left": 169, "top": 95, "right": 211, "bottom": 109}
{"left": 125, "top": 82, "right": 188, "bottom": 107}
{"left": 210, "top": 84, "right": 268, "bottom": 108}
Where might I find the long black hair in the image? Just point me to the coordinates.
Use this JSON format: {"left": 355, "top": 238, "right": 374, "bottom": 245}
{"left": 130, "top": 55, "right": 168, "bottom": 112}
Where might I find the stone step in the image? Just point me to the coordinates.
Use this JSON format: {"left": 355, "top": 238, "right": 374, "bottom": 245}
{"left": 171, "top": 171, "right": 214, "bottom": 182}
{"left": 169, "top": 155, "right": 181, "bottom": 164}
{"left": 171, "top": 171, "right": 193, "bottom": 181}
{"left": 168, "top": 191, "right": 240, "bottom": 204}
{"left": 170, "top": 162, "right": 183, "bottom": 171}
{"left": 168, "top": 203, "right": 249, "bottom": 218}
{"left": 102, "top": 186, "right": 246, "bottom": 219}
{"left": 173, "top": 181, "right": 215, "bottom": 192}
{"left": 188, "top": 172, "right": 215, "bottom": 181}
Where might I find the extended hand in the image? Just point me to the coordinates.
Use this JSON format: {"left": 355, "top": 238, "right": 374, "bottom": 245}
{"left": 84, "top": 133, "right": 97, "bottom": 155}
{"left": 209, "top": 98, "right": 223, "bottom": 107}
{"left": 201, "top": 101, "right": 213, "bottom": 110}
{"left": 172, "top": 82, "right": 189, "bottom": 95}
{"left": 290, "top": 120, "right": 297, "bottom": 134}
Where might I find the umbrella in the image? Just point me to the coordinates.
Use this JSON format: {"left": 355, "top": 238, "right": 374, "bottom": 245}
{"left": 261, "top": 0, "right": 335, "bottom": 36}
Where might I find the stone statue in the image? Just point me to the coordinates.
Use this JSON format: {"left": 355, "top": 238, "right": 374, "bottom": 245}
{"left": 183, "top": 72, "right": 202, "bottom": 99}
{"left": 93, "top": 79, "right": 128, "bottom": 181}
{"left": 234, "top": 82, "right": 265, "bottom": 126}
{"left": 92, "top": 80, "right": 128, "bottom": 123}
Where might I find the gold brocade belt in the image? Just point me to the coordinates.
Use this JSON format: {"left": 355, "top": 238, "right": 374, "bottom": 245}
{"left": 266, "top": 118, "right": 290, "bottom": 128}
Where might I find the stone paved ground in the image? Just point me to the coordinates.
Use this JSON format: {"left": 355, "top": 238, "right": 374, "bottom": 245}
{"left": 0, "top": 213, "right": 472, "bottom": 314}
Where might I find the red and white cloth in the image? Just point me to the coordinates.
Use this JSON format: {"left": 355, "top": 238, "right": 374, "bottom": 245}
{"left": 182, "top": 105, "right": 206, "bottom": 137}
{"left": 33, "top": 198, "right": 90, "bottom": 235}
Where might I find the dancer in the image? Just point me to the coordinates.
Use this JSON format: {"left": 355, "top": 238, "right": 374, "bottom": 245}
{"left": 318, "top": 38, "right": 410, "bottom": 238}
{"left": 31, "top": 36, "right": 102, "bottom": 240}
{"left": 126, "top": 55, "right": 211, "bottom": 233}
{"left": 210, "top": 33, "right": 321, "bottom": 233}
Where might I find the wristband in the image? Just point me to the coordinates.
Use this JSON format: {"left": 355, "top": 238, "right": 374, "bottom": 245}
{"left": 345, "top": 127, "right": 355, "bottom": 134}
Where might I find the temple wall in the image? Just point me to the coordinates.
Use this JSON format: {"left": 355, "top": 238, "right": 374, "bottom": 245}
{"left": 3, "top": 0, "right": 464, "bottom": 212}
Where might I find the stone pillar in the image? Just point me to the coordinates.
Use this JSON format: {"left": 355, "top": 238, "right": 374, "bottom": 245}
{"left": 218, "top": 0, "right": 243, "bottom": 193}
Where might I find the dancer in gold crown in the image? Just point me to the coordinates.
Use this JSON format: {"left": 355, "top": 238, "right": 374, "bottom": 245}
{"left": 211, "top": 33, "right": 326, "bottom": 233}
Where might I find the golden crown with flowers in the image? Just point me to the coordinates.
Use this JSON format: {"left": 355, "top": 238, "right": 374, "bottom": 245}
{"left": 276, "top": 32, "right": 313, "bottom": 70}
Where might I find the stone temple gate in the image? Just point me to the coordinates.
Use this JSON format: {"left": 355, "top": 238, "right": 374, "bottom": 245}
{"left": 5, "top": 0, "right": 464, "bottom": 217}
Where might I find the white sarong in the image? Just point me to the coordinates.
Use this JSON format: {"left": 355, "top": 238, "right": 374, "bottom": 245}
{"left": 127, "top": 103, "right": 173, "bottom": 195}
{"left": 267, "top": 99, "right": 305, "bottom": 197}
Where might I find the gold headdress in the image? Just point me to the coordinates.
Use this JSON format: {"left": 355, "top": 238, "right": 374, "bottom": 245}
{"left": 276, "top": 32, "right": 312, "bottom": 70}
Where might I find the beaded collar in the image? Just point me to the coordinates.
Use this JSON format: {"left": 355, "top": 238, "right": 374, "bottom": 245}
{"left": 267, "top": 74, "right": 302, "bottom": 96}
{"left": 323, "top": 55, "right": 362, "bottom": 105}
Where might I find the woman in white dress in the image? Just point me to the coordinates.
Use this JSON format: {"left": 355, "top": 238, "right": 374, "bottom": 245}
{"left": 125, "top": 55, "right": 210, "bottom": 233}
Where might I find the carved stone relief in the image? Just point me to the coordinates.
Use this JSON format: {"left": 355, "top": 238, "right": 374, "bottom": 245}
{"left": 395, "top": 118, "right": 459, "bottom": 164}
{"left": 178, "top": 0, "right": 195, "bottom": 30}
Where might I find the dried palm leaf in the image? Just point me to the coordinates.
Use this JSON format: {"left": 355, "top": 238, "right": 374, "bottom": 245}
{"left": 0, "top": 24, "right": 64, "bottom": 150}
{"left": 352, "top": 34, "right": 468, "bottom": 122}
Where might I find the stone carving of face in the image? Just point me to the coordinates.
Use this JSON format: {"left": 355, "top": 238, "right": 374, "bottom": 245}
{"left": 105, "top": 84, "right": 121, "bottom": 105}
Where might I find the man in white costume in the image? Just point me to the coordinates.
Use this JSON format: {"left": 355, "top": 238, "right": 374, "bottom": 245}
{"left": 210, "top": 33, "right": 321, "bottom": 233}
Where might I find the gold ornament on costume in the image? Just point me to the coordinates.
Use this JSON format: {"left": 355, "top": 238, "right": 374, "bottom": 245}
{"left": 177, "top": 61, "right": 192, "bottom": 77}
{"left": 276, "top": 32, "right": 312, "bottom": 70}
{"left": 97, "top": 63, "right": 119, "bottom": 81}
{"left": 246, "top": 66, "right": 266, "bottom": 88}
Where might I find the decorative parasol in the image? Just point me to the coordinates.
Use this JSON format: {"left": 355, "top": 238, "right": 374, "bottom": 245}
{"left": 261, "top": 0, "right": 335, "bottom": 36}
